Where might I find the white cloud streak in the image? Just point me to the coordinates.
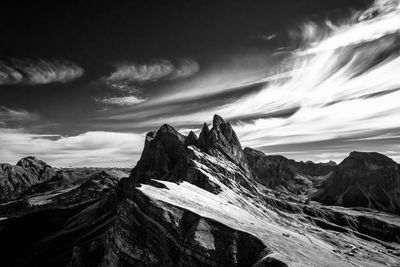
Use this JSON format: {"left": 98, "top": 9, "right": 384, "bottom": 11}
{"left": 95, "top": 96, "right": 146, "bottom": 106}
{"left": 0, "top": 59, "right": 84, "bottom": 85}
{"left": 103, "top": 58, "right": 199, "bottom": 84}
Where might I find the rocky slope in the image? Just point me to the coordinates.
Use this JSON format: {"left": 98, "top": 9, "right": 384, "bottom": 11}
{"left": 312, "top": 151, "right": 400, "bottom": 214}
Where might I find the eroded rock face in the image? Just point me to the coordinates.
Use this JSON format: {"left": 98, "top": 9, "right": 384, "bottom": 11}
{"left": 0, "top": 156, "right": 56, "bottom": 202}
{"left": 130, "top": 124, "right": 188, "bottom": 184}
{"left": 312, "top": 151, "right": 400, "bottom": 214}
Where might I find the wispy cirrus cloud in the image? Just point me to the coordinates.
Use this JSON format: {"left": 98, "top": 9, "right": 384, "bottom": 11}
{"left": 0, "top": 106, "right": 40, "bottom": 128}
{"left": 103, "top": 58, "right": 199, "bottom": 85}
{"left": 97, "top": 58, "right": 199, "bottom": 107}
{"left": 0, "top": 59, "right": 84, "bottom": 85}
{"left": 166, "top": 58, "right": 200, "bottom": 80}
{"left": 95, "top": 96, "right": 145, "bottom": 106}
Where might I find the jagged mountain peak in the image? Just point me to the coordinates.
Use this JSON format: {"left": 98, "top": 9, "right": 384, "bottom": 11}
{"left": 130, "top": 123, "right": 187, "bottom": 183}
{"left": 212, "top": 114, "right": 225, "bottom": 128}
{"left": 184, "top": 130, "right": 199, "bottom": 147}
{"left": 135, "top": 115, "right": 247, "bottom": 183}
{"left": 198, "top": 114, "right": 244, "bottom": 165}
{"left": 157, "top": 123, "right": 185, "bottom": 139}
{"left": 130, "top": 115, "right": 256, "bottom": 194}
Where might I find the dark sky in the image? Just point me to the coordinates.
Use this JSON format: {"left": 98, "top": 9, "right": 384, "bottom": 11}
{"left": 3, "top": 0, "right": 399, "bottom": 167}
{"left": 1, "top": 0, "right": 368, "bottom": 58}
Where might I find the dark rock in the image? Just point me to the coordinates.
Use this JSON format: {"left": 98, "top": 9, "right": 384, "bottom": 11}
{"left": 130, "top": 116, "right": 254, "bottom": 194}
{"left": 198, "top": 114, "right": 246, "bottom": 167}
{"left": 184, "top": 131, "right": 199, "bottom": 147}
{"left": 130, "top": 124, "right": 188, "bottom": 184}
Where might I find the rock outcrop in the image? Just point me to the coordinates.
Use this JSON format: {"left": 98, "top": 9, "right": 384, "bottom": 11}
{"left": 130, "top": 115, "right": 256, "bottom": 194}
{"left": 130, "top": 124, "right": 188, "bottom": 184}
{"left": 198, "top": 115, "right": 246, "bottom": 167}
{"left": 312, "top": 151, "right": 400, "bottom": 214}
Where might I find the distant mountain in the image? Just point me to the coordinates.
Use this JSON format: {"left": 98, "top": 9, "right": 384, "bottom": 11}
{"left": 244, "top": 147, "right": 335, "bottom": 194}
{"left": 0, "top": 156, "right": 129, "bottom": 204}
{"left": 0, "top": 156, "right": 56, "bottom": 202}
{"left": 312, "top": 151, "right": 400, "bottom": 214}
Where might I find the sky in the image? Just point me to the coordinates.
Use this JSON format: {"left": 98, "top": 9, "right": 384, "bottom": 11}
{"left": 1, "top": 0, "right": 400, "bottom": 167}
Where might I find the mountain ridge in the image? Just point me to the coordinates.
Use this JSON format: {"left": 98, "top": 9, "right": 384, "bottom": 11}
{"left": 1, "top": 115, "right": 400, "bottom": 266}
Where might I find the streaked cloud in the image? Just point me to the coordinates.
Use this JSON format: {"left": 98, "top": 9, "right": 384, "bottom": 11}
{"left": 0, "top": 59, "right": 84, "bottom": 85}
{"left": 96, "top": 58, "right": 199, "bottom": 108}
{"left": 300, "top": 0, "right": 400, "bottom": 55}
{"left": 103, "top": 58, "right": 199, "bottom": 85}
{"left": 167, "top": 58, "right": 200, "bottom": 80}
{"left": 0, "top": 106, "right": 39, "bottom": 123}
{"left": 104, "top": 59, "right": 173, "bottom": 84}
{"left": 95, "top": 96, "right": 145, "bottom": 106}
{"left": 258, "top": 33, "right": 277, "bottom": 41}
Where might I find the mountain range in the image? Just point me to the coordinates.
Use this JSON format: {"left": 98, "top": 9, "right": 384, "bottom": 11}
{"left": 0, "top": 115, "right": 399, "bottom": 266}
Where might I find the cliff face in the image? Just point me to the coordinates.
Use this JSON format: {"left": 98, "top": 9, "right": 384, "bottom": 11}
{"left": 0, "top": 156, "right": 56, "bottom": 202}
{"left": 312, "top": 151, "right": 400, "bottom": 214}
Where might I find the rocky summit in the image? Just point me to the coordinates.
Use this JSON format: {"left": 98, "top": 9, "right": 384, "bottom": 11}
{"left": 1, "top": 115, "right": 400, "bottom": 266}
